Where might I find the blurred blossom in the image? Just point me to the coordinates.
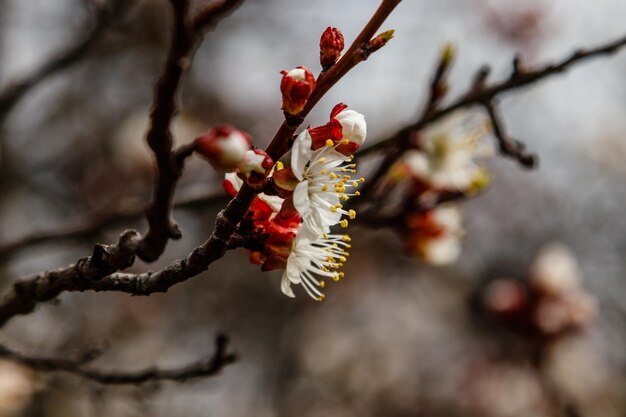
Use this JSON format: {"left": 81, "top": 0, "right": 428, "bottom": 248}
{"left": 402, "top": 111, "right": 494, "bottom": 193}
{"left": 0, "top": 361, "right": 36, "bottom": 417}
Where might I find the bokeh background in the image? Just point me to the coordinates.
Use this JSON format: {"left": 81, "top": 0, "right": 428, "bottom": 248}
{"left": 0, "top": 0, "right": 625, "bottom": 416}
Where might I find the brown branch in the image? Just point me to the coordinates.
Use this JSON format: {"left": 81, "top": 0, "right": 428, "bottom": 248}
{"left": 137, "top": 0, "right": 245, "bottom": 262}
{"left": 0, "top": 0, "right": 401, "bottom": 327}
{"left": 356, "top": 31, "right": 626, "bottom": 160}
{"left": 193, "top": 0, "right": 246, "bottom": 32}
{"left": 0, "top": 0, "right": 129, "bottom": 124}
{"left": 484, "top": 100, "right": 537, "bottom": 167}
{"left": 0, "top": 334, "right": 237, "bottom": 385}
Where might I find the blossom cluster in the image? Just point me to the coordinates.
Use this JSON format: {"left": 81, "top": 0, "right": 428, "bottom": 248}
{"left": 222, "top": 104, "right": 367, "bottom": 300}
{"left": 391, "top": 112, "right": 494, "bottom": 265}
{"left": 482, "top": 243, "right": 597, "bottom": 337}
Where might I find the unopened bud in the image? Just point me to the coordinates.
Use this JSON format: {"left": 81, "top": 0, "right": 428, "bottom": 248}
{"left": 320, "top": 27, "right": 345, "bottom": 70}
{"left": 194, "top": 125, "right": 252, "bottom": 172}
{"left": 280, "top": 66, "right": 316, "bottom": 116}
{"left": 365, "top": 29, "right": 395, "bottom": 54}
{"left": 237, "top": 149, "right": 274, "bottom": 189}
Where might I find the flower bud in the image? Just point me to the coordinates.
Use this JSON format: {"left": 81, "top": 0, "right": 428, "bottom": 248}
{"left": 308, "top": 103, "right": 366, "bottom": 155}
{"left": 280, "top": 66, "right": 316, "bottom": 116}
{"left": 365, "top": 29, "right": 395, "bottom": 54}
{"left": 334, "top": 107, "right": 367, "bottom": 154}
{"left": 236, "top": 149, "right": 274, "bottom": 189}
{"left": 320, "top": 27, "right": 345, "bottom": 70}
{"left": 194, "top": 125, "right": 252, "bottom": 172}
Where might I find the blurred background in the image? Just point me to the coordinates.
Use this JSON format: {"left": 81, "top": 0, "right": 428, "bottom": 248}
{"left": 0, "top": 0, "right": 625, "bottom": 415}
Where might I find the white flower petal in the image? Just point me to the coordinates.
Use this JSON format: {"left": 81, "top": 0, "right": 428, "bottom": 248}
{"left": 291, "top": 130, "right": 312, "bottom": 180}
{"left": 293, "top": 180, "right": 312, "bottom": 216}
{"left": 281, "top": 272, "right": 295, "bottom": 297}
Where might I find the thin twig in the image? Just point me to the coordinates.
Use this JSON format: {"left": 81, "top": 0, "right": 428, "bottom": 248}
{"left": 357, "top": 32, "right": 626, "bottom": 159}
{"left": 484, "top": 100, "right": 537, "bottom": 167}
{"left": 0, "top": 334, "right": 237, "bottom": 385}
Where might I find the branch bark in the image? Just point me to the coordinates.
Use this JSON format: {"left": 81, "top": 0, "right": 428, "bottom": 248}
{"left": 0, "top": 334, "right": 237, "bottom": 385}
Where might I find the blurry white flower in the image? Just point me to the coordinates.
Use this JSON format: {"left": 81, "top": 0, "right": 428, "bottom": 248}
{"left": 0, "top": 361, "right": 36, "bottom": 417}
{"left": 529, "top": 243, "right": 581, "bottom": 296}
{"left": 403, "top": 112, "right": 493, "bottom": 191}
{"left": 405, "top": 205, "right": 464, "bottom": 266}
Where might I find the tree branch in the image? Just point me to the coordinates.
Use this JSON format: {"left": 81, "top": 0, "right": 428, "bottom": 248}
{"left": 0, "top": 334, "right": 237, "bottom": 385}
{"left": 357, "top": 32, "right": 626, "bottom": 159}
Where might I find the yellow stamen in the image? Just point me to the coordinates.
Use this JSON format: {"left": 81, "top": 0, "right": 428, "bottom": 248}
{"left": 275, "top": 161, "right": 284, "bottom": 170}
{"left": 349, "top": 209, "right": 356, "bottom": 219}
{"left": 325, "top": 139, "right": 334, "bottom": 147}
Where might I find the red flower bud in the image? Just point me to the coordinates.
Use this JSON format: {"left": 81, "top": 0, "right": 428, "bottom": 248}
{"left": 194, "top": 125, "right": 252, "bottom": 172}
{"left": 320, "top": 27, "right": 345, "bottom": 70}
{"left": 280, "top": 66, "right": 316, "bottom": 116}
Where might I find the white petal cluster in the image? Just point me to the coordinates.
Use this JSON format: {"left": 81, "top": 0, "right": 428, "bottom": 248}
{"left": 335, "top": 109, "right": 366, "bottom": 147}
{"left": 291, "top": 130, "right": 360, "bottom": 235}
{"left": 403, "top": 112, "right": 493, "bottom": 191}
{"left": 281, "top": 229, "right": 351, "bottom": 301}
{"left": 280, "top": 108, "right": 366, "bottom": 300}
{"left": 418, "top": 205, "right": 464, "bottom": 266}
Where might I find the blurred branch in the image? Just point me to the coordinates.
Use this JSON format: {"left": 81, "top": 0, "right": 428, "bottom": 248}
{"left": 484, "top": 99, "right": 536, "bottom": 167}
{"left": 0, "top": 189, "right": 228, "bottom": 263}
{"left": 193, "top": 0, "right": 246, "bottom": 32}
{"left": 0, "top": 0, "right": 129, "bottom": 124}
{"left": 353, "top": 31, "right": 626, "bottom": 203}
{"left": 357, "top": 32, "right": 626, "bottom": 160}
{"left": 137, "top": 0, "right": 245, "bottom": 262}
{"left": 0, "top": 0, "right": 401, "bottom": 327}
{"left": 0, "top": 334, "right": 237, "bottom": 385}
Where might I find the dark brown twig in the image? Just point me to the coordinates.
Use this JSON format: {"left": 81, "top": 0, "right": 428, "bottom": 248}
{"left": 0, "top": 0, "right": 129, "bottom": 124}
{"left": 484, "top": 100, "right": 537, "bottom": 167}
{"left": 0, "top": 334, "right": 237, "bottom": 385}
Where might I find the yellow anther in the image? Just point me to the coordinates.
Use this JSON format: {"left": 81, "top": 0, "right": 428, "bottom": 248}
{"left": 339, "top": 272, "right": 345, "bottom": 278}
{"left": 330, "top": 206, "right": 337, "bottom": 213}
{"left": 359, "top": 177, "right": 365, "bottom": 182}
{"left": 322, "top": 185, "right": 328, "bottom": 192}
{"left": 333, "top": 274, "right": 340, "bottom": 282}
{"left": 319, "top": 157, "right": 327, "bottom": 164}
{"left": 355, "top": 191, "right": 361, "bottom": 196}
{"left": 342, "top": 139, "right": 349, "bottom": 145}
{"left": 340, "top": 219, "right": 348, "bottom": 228}
{"left": 349, "top": 164, "right": 356, "bottom": 168}
{"left": 275, "top": 161, "right": 284, "bottom": 170}
{"left": 329, "top": 172, "right": 337, "bottom": 179}
{"left": 317, "top": 295, "right": 325, "bottom": 302}
{"left": 349, "top": 155, "right": 355, "bottom": 160}
{"left": 349, "top": 209, "right": 356, "bottom": 219}
{"left": 323, "top": 233, "right": 329, "bottom": 239}
{"left": 352, "top": 181, "right": 358, "bottom": 187}
{"left": 335, "top": 203, "right": 343, "bottom": 208}
{"left": 321, "top": 169, "right": 327, "bottom": 175}
{"left": 320, "top": 281, "right": 326, "bottom": 288}
{"left": 326, "top": 139, "right": 334, "bottom": 147}
{"left": 341, "top": 235, "right": 349, "bottom": 241}
{"left": 339, "top": 256, "right": 347, "bottom": 262}
{"left": 346, "top": 244, "right": 352, "bottom": 249}
{"left": 343, "top": 175, "right": 350, "bottom": 180}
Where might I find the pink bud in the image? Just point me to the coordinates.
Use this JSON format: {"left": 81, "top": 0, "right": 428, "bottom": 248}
{"left": 320, "top": 27, "right": 345, "bottom": 70}
{"left": 194, "top": 125, "right": 252, "bottom": 172}
{"left": 280, "top": 66, "right": 316, "bottom": 116}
